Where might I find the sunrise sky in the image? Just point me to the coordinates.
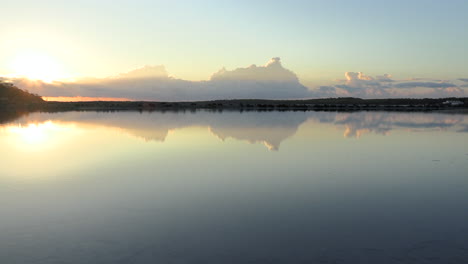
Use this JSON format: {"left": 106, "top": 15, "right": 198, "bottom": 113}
{"left": 1, "top": 0, "right": 468, "bottom": 100}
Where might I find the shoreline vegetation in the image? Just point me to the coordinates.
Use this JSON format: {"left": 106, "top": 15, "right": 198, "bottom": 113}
{"left": 1, "top": 82, "right": 467, "bottom": 115}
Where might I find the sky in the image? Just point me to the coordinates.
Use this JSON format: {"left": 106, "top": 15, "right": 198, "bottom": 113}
{"left": 1, "top": 0, "right": 468, "bottom": 100}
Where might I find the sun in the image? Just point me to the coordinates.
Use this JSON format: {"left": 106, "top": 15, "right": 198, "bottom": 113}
{"left": 10, "top": 52, "right": 64, "bottom": 83}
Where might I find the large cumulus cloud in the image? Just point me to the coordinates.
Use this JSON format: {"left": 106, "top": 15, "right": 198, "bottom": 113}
{"left": 10, "top": 58, "right": 310, "bottom": 101}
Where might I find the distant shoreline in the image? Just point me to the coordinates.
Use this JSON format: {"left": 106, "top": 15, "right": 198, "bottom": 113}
{"left": 1, "top": 98, "right": 468, "bottom": 126}
{"left": 2, "top": 97, "right": 468, "bottom": 113}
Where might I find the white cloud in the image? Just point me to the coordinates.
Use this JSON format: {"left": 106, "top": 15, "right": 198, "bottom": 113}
{"left": 211, "top": 57, "right": 299, "bottom": 82}
{"left": 10, "top": 58, "right": 310, "bottom": 101}
{"left": 311, "top": 72, "right": 466, "bottom": 98}
{"left": 4, "top": 59, "right": 467, "bottom": 100}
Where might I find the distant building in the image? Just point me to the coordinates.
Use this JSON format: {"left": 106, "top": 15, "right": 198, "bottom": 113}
{"left": 442, "top": 100, "right": 464, "bottom": 106}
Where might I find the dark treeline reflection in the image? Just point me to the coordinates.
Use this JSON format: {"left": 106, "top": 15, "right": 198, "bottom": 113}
{"left": 5, "top": 110, "right": 467, "bottom": 150}
{"left": 0, "top": 110, "right": 29, "bottom": 125}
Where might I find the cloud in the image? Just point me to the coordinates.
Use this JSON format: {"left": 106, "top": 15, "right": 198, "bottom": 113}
{"left": 116, "top": 65, "right": 170, "bottom": 79}
{"left": 11, "top": 58, "right": 310, "bottom": 101}
{"left": 394, "top": 82, "right": 457, "bottom": 88}
{"left": 313, "top": 72, "right": 393, "bottom": 98}
{"left": 310, "top": 72, "right": 466, "bottom": 98}
{"left": 211, "top": 57, "right": 299, "bottom": 82}
{"left": 340, "top": 72, "right": 382, "bottom": 89}
{"left": 5, "top": 59, "right": 467, "bottom": 100}
{"left": 376, "top": 74, "right": 394, "bottom": 82}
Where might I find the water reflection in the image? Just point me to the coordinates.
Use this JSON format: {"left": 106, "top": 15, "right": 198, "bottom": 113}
{"left": 2, "top": 110, "right": 467, "bottom": 150}
{"left": 328, "top": 112, "right": 466, "bottom": 138}
{"left": 8, "top": 122, "right": 58, "bottom": 145}
{"left": 0, "top": 110, "right": 467, "bottom": 263}
{"left": 0, "top": 110, "right": 28, "bottom": 124}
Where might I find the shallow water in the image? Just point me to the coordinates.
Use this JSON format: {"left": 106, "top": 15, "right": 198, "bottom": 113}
{"left": 1, "top": 110, "right": 467, "bottom": 263}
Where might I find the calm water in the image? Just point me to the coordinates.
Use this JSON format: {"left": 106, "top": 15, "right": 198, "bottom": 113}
{"left": 1, "top": 110, "right": 467, "bottom": 263}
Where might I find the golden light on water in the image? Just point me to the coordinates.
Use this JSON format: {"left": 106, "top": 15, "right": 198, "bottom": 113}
{"left": 4, "top": 121, "right": 76, "bottom": 150}
{"left": 8, "top": 122, "right": 56, "bottom": 145}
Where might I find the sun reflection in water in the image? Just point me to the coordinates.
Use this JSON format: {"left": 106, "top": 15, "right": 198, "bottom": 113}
{"left": 5, "top": 121, "right": 75, "bottom": 150}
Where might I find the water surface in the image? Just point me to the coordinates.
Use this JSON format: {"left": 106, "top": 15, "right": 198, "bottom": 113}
{"left": 1, "top": 110, "right": 467, "bottom": 263}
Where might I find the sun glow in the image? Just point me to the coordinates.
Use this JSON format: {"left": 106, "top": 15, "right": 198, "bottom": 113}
{"left": 5, "top": 121, "right": 76, "bottom": 151}
{"left": 10, "top": 52, "right": 65, "bottom": 83}
{"left": 7, "top": 122, "right": 57, "bottom": 146}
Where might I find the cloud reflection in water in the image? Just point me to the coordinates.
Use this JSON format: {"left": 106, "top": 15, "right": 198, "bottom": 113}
{"left": 1, "top": 111, "right": 467, "bottom": 151}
